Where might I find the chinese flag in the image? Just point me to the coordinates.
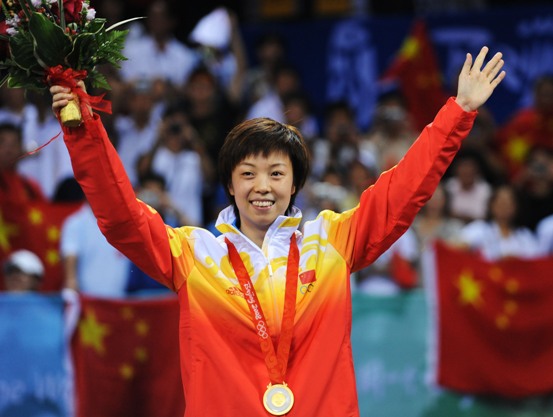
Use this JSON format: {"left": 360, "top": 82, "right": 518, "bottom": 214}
{"left": 433, "top": 241, "right": 553, "bottom": 398}
{"left": 381, "top": 20, "right": 449, "bottom": 131}
{"left": 0, "top": 200, "right": 81, "bottom": 291}
{"left": 495, "top": 109, "right": 553, "bottom": 180}
{"left": 72, "top": 294, "right": 185, "bottom": 417}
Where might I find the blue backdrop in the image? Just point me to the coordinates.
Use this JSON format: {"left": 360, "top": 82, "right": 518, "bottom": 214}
{"left": 242, "top": 5, "right": 553, "bottom": 131}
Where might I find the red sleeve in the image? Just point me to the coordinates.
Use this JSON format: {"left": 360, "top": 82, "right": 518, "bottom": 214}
{"left": 349, "top": 97, "right": 476, "bottom": 271}
{"left": 62, "top": 115, "right": 178, "bottom": 290}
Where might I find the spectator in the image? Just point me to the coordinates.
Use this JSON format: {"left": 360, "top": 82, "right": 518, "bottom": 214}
{"left": 513, "top": 146, "right": 553, "bottom": 231}
{"left": 458, "top": 106, "right": 507, "bottom": 185}
{"left": 361, "top": 91, "right": 417, "bottom": 172}
{"left": 459, "top": 184, "right": 541, "bottom": 261}
{"left": 60, "top": 201, "right": 130, "bottom": 298}
{"left": 119, "top": 0, "right": 199, "bottom": 89}
{"left": 245, "top": 62, "right": 304, "bottom": 122}
{"left": 126, "top": 172, "right": 177, "bottom": 295}
{"left": 281, "top": 91, "right": 319, "bottom": 143}
{"left": 2, "top": 249, "right": 44, "bottom": 293}
{"left": 0, "top": 86, "right": 39, "bottom": 154}
{"left": 150, "top": 105, "right": 214, "bottom": 226}
{"left": 180, "top": 66, "right": 238, "bottom": 167}
{"left": 241, "top": 32, "right": 287, "bottom": 110}
{"left": 114, "top": 79, "right": 163, "bottom": 186}
{"left": 17, "top": 91, "right": 74, "bottom": 200}
{"left": 0, "top": 123, "right": 45, "bottom": 204}
{"left": 189, "top": 8, "right": 248, "bottom": 106}
{"left": 412, "top": 182, "right": 465, "bottom": 251}
{"left": 310, "top": 101, "right": 372, "bottom": 180}
{"left": 444, "top": 150, "right": 493, "bottom": 223}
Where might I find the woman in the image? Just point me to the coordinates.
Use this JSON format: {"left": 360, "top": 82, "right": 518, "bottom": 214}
{"left": 50, "top": 47, "right": 504, "bottom": 416}
{"left": 460, "top": 184, "right": 541, "bottom": 261}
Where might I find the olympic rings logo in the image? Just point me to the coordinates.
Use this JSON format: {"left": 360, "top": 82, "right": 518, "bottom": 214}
{"left": 257, "top": 322, "right": 269, "bottom": 339}
{"left": 300, "top": 283, "right": 315, "bottom": 294}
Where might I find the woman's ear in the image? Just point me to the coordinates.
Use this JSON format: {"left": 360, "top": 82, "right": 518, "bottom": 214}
{"left": 228, "top": 181, "right": 235, "bottom": 196}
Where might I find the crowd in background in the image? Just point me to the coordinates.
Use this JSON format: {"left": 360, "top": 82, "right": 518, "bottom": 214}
{"left": 2, "top": 0, "right": 553, "bottom": 298}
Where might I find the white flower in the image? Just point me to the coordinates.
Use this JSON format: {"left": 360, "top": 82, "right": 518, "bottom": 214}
{"left": 31, "top": 0, "right": 42, "bottom": 7}
{"left": 6, "top": 16, "right": 19, "bottom": 28}
{"left": 6, "top": 27, "right": 18, "bottom": 36}
{"left": 48, "top": 0, "right": 57, "bottom": 4}
{"left": 86, "top": 8, "right": 96, "bottom": 20}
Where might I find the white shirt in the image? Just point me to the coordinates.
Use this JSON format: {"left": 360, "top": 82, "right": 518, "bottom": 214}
{"left": 114, "top": 108, "right": 162, "bottom": 186}
{"left": 460, "top": 220, "right": 541, "bottom": 261}
{"left": 151, "top": 147, "right": 204, "bottom": 226}
{"left": 60, "top": 204, "right": 130, "bottom": 298}
{"left": 445, "top": 177, "right": 492, "bottom": 221}
{"left": 120, "top": 36, "right": 199, "bottom": 87}
{"left": 17, "top": 115, "right": 74, "bottom": 199}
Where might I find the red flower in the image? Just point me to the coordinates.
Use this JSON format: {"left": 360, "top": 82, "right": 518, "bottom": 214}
{"left": 63, "top": 0, "right": 83, "bottom": 23}
{"left": 51, "top": 0, "right": 84, "bottom": 24}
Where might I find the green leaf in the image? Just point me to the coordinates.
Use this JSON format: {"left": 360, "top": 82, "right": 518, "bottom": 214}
{"left": 28, "top": 12, "right": 72, "bottom": 68}
{"left": 18, "top": 0, "right": 34, "bottom": 21}
{"left": 88, "top": 69, "right": 111, "bottom": 90}
{"left": 57, "top": 0, "right": 65, "bottom": 31}
{"left": 86, "top": 18, "right": 107, "bottom": 34}
{"left": 95, "top": 29, "right": 129, "bottom": 67}
{"left": 0, "top": 72, "right": 10, "bottom": 87}
{"left": 66, "top": 32, "right": 96, "bottom": 69}
{"left": 106, "top": 16, "right": 145, "bottom": 32}
{"left": 9, "top": 32, "right": 40, "bottom": 71}
{"left": 7, "top": 73, "right": 45, "bottom": 91}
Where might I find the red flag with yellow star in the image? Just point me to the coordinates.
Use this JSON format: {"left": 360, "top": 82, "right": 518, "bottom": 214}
{"left": 381, "top": 19, "right": 449, "bottom": 131}
{"left": 72, "top": 294, "right": 185, "bottom": 417}
{"left": 0, "top": 200, "right": 81, "bottom": 291}
{"left": 432, "top": 241, "right": 553, "bottom": 398}
{"left": 495, "top": 109, "right": 553, "bottom": 180}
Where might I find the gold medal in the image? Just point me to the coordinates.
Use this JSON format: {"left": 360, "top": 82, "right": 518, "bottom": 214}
{"left": 263, "top": 383, "right": 294, "bottom": 415}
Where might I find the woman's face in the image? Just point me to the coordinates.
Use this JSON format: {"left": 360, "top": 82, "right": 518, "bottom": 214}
{"left": 229, "top": 151, "right": 296, "bottom": 240}
{"left": 490, "top": 187, "right": 517, "bottom": 224}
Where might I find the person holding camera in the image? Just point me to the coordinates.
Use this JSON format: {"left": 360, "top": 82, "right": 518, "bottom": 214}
{"left": 145, "top": 105, "right": 215, "bottom": 226}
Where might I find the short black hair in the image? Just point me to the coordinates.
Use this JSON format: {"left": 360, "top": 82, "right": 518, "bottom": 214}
{"left": 218, "top": 118, "right": 310, "bottom": 218}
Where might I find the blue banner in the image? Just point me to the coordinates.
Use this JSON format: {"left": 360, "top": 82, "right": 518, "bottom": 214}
{"left": 0, "top": 294, "right": 71, "bottom": 417}
{"left": 242, "top": 5, "right": 553, "bottom": 130}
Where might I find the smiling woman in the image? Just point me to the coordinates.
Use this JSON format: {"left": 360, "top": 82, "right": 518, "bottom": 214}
{"left": 218, "top": 117, "right": 310, "bottom": 214}
{"left": 219, "top": 118, "right": 309, "bottom": 247}
{"left": 228, "top": 152, "right": 297, "bottom": 248}
{"left": 49, "top": 46, "right": 505, "bottom": 416}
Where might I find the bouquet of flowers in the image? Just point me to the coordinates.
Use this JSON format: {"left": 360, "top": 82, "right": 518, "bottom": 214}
{"left": 0, "top": 0, "right": 140, "bottom": 126}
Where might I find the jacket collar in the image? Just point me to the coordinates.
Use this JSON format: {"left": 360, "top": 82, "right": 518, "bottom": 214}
{"left": 215, "top": 205, "right": 302, "bottom": 251}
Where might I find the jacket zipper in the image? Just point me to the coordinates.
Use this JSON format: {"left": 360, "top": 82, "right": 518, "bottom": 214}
{"left": 267, "top": 260, "right": 281, "bottom": 333}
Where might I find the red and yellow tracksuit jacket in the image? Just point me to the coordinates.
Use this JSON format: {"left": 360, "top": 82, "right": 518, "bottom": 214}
{"left": 62, "top": 98, "right": 476, "bottom": 416}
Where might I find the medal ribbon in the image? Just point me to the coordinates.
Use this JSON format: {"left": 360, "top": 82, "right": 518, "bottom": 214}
{"left": 225, "top": 234, "right": 299, "bottom": 384}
